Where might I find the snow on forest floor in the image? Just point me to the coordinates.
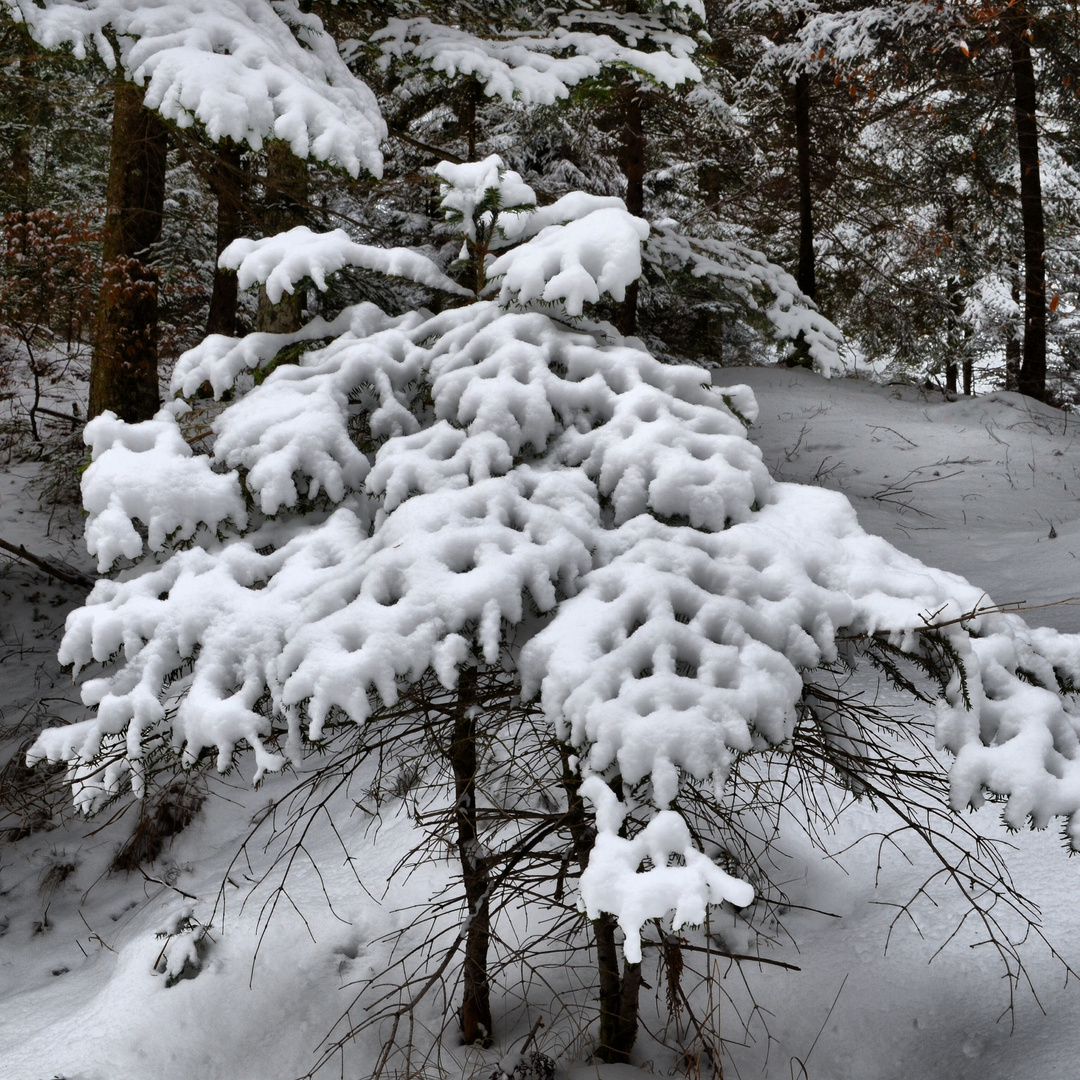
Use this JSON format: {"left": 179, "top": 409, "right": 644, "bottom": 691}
{"left": 3, "top": 366, "right": 1080, "bottom": 1080}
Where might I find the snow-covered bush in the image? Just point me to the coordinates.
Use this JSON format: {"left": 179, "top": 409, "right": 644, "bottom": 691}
{"left": 30, "top": 155, "right": 1080, "bottom": 1060}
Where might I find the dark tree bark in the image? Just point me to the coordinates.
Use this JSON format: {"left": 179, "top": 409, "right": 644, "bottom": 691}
{"left": 1004, "top": 5, "right": 1047, "bottom": 401}
{"left": 617, "top": 85, "right": 645, "bottom": 338}
{"left": 561, "top": 752, "right": 641, "bottom": 1063}
{"left": 794, "top": 71, "right": 816, "bottom": 301}
{"left": 1006, "top": 263, "right": 1022, "bottom": 391}
{"left": 89, "top": 80, "right": 168, "bottom": 422}
{"left": 256, "top": 140, "right": 308, "bottom": 334}
{"left": 449, "top": 665, "right": 493, "bottom": 1046}
{"left": 205, "top": 140, "right": 247, "bottom": 337}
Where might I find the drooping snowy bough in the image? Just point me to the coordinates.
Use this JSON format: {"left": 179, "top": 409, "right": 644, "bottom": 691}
{"left": 33, "top": 158, "right": 1080, "bottom": 1038}
{"left": 3, "top": 0, "right": 385, "bottom": 176}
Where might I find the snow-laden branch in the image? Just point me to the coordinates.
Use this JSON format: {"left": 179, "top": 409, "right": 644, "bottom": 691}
{"left": 488, "top": 208, "right": 650, "bottom": 314}
{"left": 649, "top": 227, "right": 845, "bottom": 373}
{"left": 374, "top": 8, "right": 701, "bottom": 105}
{"left": 4, "top": 0, "right": 385, "bottom": 175}
{"left": 744, "top": 1, "right": 960, "bottom": 73}
{"left": 221, "top": 226, "right": 474, "bottom": 304}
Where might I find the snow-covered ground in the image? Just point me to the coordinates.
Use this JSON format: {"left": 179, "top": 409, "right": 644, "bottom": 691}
{"left": 3, "top": 366, "right": 1080, "bottom": 1080}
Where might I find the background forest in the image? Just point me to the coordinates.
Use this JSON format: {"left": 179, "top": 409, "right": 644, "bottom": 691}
{"left": 5, "top": 0, "right": 1080, "bottom": 431}
{"left": 6, "top": 3, "right": 1080, "bottom": 1080}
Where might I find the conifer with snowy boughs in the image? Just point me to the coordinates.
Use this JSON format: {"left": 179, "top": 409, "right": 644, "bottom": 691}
{"left": 28, "top": 150, "right": 1080, "bottom": 1061}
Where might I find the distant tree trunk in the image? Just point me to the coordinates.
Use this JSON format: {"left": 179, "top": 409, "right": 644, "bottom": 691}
{"left": 205, "top": 140, "right": 246, "bottom": 337}
{"left": 562, "top": 752, "right": 641, "bottom": 1063}
{"left": 1005, "top": 263, "right": 1022, "bottom": 391}
{"left": 946, "top": 275, "right": 963, "bottom": 394}
{"left": 617, "top": 84, "right": 645, "bottom": 338}
{"left": 89, "top": 80, "right": 168, "bottom": 422}
{"left": 5, "top": 50, "right": 33, "bottom": 210}
{"left": 256, "top": 140, "right": 308, "bottom": 334}
{"left": 464, "top": 76, "right": 480, "bottom": 161}
{"left": 1004, "top": 5, "right": 1047, "bottom": 401}
{"left": 794, "top": 71, "right": 816, "bottom": 301}
{"left": 450, "top": 665, "right": 493, "bottom": 1046}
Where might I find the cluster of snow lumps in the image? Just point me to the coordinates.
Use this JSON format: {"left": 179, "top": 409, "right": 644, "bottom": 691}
{"left": 434, "top": 157, "right": 538, "bottom": 246}
{"left": 521, "top": 512, "right": 846, "bottom": 807}
{"left": 277, "top": 473, "right": 598, "bottom": 735}
{"left": 221, "top": 227, "right": 473, "bottom": 304}
{"left": 44, "top": 537, "right": 295, "bottom": 807}
{"left": 561, "top": 371, "right": 770, "bottom": 529}
{"left": 489, "top": 208, "right": 650, "bottom": 314}
{"left": 208, "top": 314, "right": 438, "bottom": 515}
{"left": 525, "top": 476, "right": 1080, "bottom": 822}
{"left": 775, "top": 482, "right": 1080, "bottom": 845}
{"left": 81, "top": 410, "right": 246, "bottom": 572}
{"left": 438, "top": 159, "right": 650, "bottom": 313}
{"left": 6, "top": 0, "right": 385, "bottom": 176}
{"left": 936, "top": 620, "right": 1080, "bottom": 845}
{"left": 374, "top": 5, "right": 701, "bottom": 108}
{"left": 172, "top": 303, "right": 394, "bottom": 399}
{"left": 578, "top": 776, "right": 753, "bottom": 964}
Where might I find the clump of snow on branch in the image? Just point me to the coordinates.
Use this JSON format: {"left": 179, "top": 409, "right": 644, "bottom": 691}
{"left": 31, "top": 155, "right": 1080, "bottom": 955}
{"left": 434, "top": 157, "right": 538, "bottom": 240}
{"left": 374, "top": 5, "right": 702, "bottom": 108}
{"left": 579, "top": 776, "right": 754, "bottom": 963}
{"left": 221, "top": 226, "right": 473, "bottom": 304}
{"left": 4, "top": 0, "right": 385, "bottom": 176}
{"left": 490, "top": 208, "right": 650, "bottom": 314}
{"left": 81, "top": 410, "right": 246, "bottom": 572}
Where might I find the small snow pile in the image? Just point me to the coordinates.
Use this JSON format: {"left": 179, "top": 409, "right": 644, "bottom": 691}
{"left": 30, "top": 156, "right": 1080, "bottom": 960}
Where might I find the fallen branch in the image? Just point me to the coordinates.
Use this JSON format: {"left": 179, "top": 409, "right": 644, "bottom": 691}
{"left": 0, "top": 536, "right": 94, "bottom": 589}
{"left": 32, "top": 404, "right": 83, "bottom": 429}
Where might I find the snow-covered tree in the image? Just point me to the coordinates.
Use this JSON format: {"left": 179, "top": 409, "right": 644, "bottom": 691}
{"left": 29, "top": 152, "right": 1080, "bottom": 1060}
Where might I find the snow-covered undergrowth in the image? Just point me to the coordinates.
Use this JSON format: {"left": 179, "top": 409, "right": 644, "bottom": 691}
{"left": 4, "top": 367, "right": 1080, "bottom": 1079}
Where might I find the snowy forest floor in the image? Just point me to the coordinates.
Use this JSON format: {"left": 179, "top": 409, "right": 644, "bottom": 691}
{"left": 2, "top": 365, "right": 1080, "bottom": 1080}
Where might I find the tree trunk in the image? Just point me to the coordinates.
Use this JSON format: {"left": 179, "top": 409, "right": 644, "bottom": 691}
{"left": 256, "top": 140, "right": 308, "bottom": 334}
{"left": 617, "top": 85, "right": 645, "bottom": 338}
{"left": 561, "top": 752, "right": 641, "bottom": 1063}
{"left": 88, "top": 80, "right": 168, "bottom": 422}
{"left": 594, "top": 914, "right": 643, "bottom": 1063}
{"left": 794, "top": 71, "right": 816, "bottom": 301}
{"left": 1006, "top": 263, "right": 1022, "bottom": 391}
{"left": 205, "top": 140, "right": 246, "bottom": 337}
{"left": 1004, "top": 5, "right": 1047, "bottom": 401}
{"left": 450, "top": 666, "right": 493, "bottom": 1046}
{"left": 946, "top": 275, "right": 963, "bottom": 395}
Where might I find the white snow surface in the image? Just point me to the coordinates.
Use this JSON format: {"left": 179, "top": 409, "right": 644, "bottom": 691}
{"left": 4, "top": 0, "right": 385, "bottom": 176}
{"left": 7, "top": 368, "right": 1080, "bottom": 1078}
